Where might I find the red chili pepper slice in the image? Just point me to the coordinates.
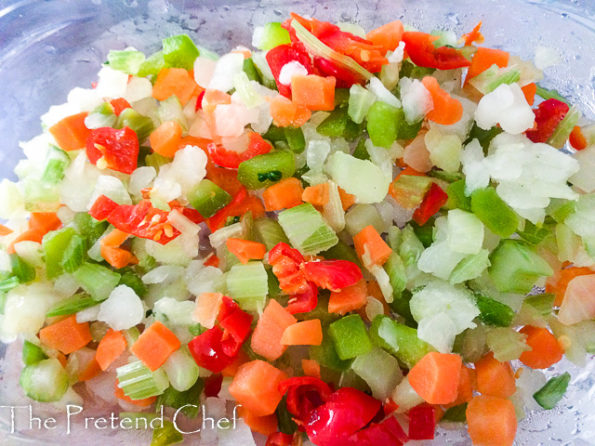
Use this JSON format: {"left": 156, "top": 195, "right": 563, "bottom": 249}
{"left": 286, "top": 281, "right": 319, "bottom": 314}
{"left": 86, "top": 126, "right": 139, "bottom": 174}
{"left": 188, "top": 326, "right": 235, "bottom": 373}
{"left": 525, "top": 98, "right": 569, "bottom": 143}
{"left": 279, "top": 376, "right": 333, "bottom": 424}
{"left": 266, "top": 43, "right": 315, "bottom": 97}
{"left": 303, "top": 260, "right": 363, "bottom": 292}
{"left": 401, "top": 32, "right": 471, "bottom": 70}
{"left": 204, "top": 373, "right": 224, "bottom": 397}
{"left": 217, "top": 297, "right": 253, "bottom": 357}
{"left": 207, "top": 187, "right": 266, "bottom": 232}
{"left": 313, "top": 56, "right": 366, "bottom": 88}
{"left": 268, "top": 242, "right": 309, "bottom": 294}
{"left": 352, "top": 415, "right": 409, "bottom": 446}
{"left": 207, "top": 132, "right": 273, "bottom": 169}
{"left": 265, "top": 432, "right": 293, "bottom": 446}
{"left": 408, "top": 403, "right": 436, "bottom": 440}
{"left": 109, "top": 97, "right": 132, "bottom": 115}
{"left": 89, "top": 195, "right": 120, "bottom": 221}
{"left": 412, "top": 182, "right": 448, "bottom": 226}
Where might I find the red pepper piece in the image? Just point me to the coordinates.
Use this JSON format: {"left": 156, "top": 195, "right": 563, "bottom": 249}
{"left": 286, "top": 281, "right": 318, "bottom": 314}
{"left": 86, "top": 126, "right": 139, "bottom": 174}
{"left": 268, "top": 242, "right": 309, "bottom": 295}
{"left": 204, "top": 373, "right": 223, "bottom": 397}
{"left": 352, "top": 415, "right": 409, "bottom": 446}
{"left": 569, "top": 125, "right": 588, "bottom": 151}
{"left": 269, "top": 242, "right": 305, "bottom": 265}
{"left": 412, "top": 183, "right": 448, "bottom": 226}
{"left": 217, "top": 297, "right": 253, "bottom": 357}
{"left": 188, "top": 326, "right": 235, "bottom": 373}
{"left": 106, "top": 200, "right": 180, "bottom": 244}
{"left": 408, "top": 403, "right": 436, "bottom": 440}
{"left": 266, "top": 43, "right": 315, "bottom": 97}
{"left": 526, "top": 98, "right": 570, "bottom": 143}
{"left": 303, "top": 260, "right": 363, "bottom": 292}
{"left": 279, "top": 376, "right": 333, "bottom": 424}
{"left": 195, "top": 89, "right": 206, "bottom": 112}
{"left": 207, "top": 132, "right": 273, "bottom": 169}
{"left": 265, "top": 432, "right": 293, "bottom": 446}
{"left": 89, "top": 195, "right": 119, "bottom": 221}
{"left": 109, "top": 97, "right": 132, "bottom": 115}
{"left": 402, "top": 32, "right": 471, "bottom": 70}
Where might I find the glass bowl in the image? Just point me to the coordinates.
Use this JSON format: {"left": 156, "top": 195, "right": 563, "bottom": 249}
{"left": 0, "top": 0, "right": 593, "bottom": 444}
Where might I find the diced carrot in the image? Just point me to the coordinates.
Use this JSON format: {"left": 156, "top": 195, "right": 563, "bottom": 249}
{"left": 78, "top": 357, "right": 102, "bottom": 382}
{"left": 328, "top": 279, "right": 368, "bottom": 315}
{"left": 466, "top": 395, "right": 517, "bottom": 446}
{"left": 461, "top": 22, "right": 484, "bottom": 46}
{"left": 518, "top": 325, "right": 563, "bottom": 369}
{"left": 263, "top": 177, "right": 304, "bottom": 211}
{"left": 130, "top": 321, "right": 181, "bottom": 371}
{"left": 474, "top": 353, "right": 516, "bottom": 398}
{"left": 366, "top": 20, "right": 404, "bottom": 53}
{"left": 338, "top": 187, "right": 357, "bottom": 211}
{"left": 149, "top": 120, "right": 184, "bottom": 158}
{"left": 291, "top": 75, "right": 336, "bottom": 111}
{"left": 222, "top": 350, "right": 250, "bottom": 377}
{"left": 55, "top": 351, "right": 68, "bottom": 368}
{"left": 569, "top": 125, "right": 588, "bottom": 151}
{"left": 193, "top": 292, "right": 224, "bottom": 329}
{"left": 353, "top": 225, "right": 393, "bottom": 267}
{"left": 521, "top": 82, "right": 537, "bottom": 106}
{"left": 110, "top": 97, "right": 132, "bottom": 115}
{"left": 449, "top": 364, "right": 476, "bottom": 406}
{"left": 302, "top": 359, "right": 321, "bottom": 379}
{"left": 466, "top": 47, "right": 510, "bottom": 80}
{"left": 178, "top": 135, "right": 212, "bottom": 151}
{"left": 49, "top": 112, "right": 91, "bottom": 151}
{"left": 548, "top": 266, "right": 594, "bottom": 306}
{"left": 269, "top": 95, "right": 312, "bottom": 127}
{"left": 152, "top": 67, "right": 200, "bottom": 105}
{"left": 9, "top": 212, "right": 62, "bottom": 253}
{"left": 226, "top": 238, "right": 267, "bottom": 264}
{"left": 114, "top": 381, "right": 157, "bottom": 408}
{"left": 238, "top": 406, "right": 278, "bottom": 436}
{"left": 281, "top": 319, "right": 323, "bottom": 346}
{"left": 251, "top": 299, "right": 297, "bottom": 361}
{"left": 100, "top": 229, "right": 137, "bottom": 269}
{"left": 302, "top": 183, "right": 330, "bottom": 208}
{"left": 0, "top": 224, "right": 13, "bottom": 236}
{"left": 39, "top": 315, "right": 92, "bottom": 355}
{"left": 228, "top": 360, "right": 288, "bottom": 416}
{"left": 95, "top": 329, "right": 127, "bottom": 371}
{"left": 408, "top": 352, "right": 462, "bottom": 405}
{"left": 421, "top": 76, "right": 463, "bottom": 125}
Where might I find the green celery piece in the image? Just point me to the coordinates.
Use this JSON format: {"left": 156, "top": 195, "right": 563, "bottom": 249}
{"left": 547, "top": 199, "right": 576, "bottom": 223}
{"left": 548, "top": 106, "right": 581, "bottom": 149}
{"left": 41, "top": 145, "right": 70, "bottom": 184}
{"left": 119, "top": 270, "right": 147, "bottom": 297}
{"left": 162, "top": 34, "right": 199, "bottom": 70}
{"left": 398, "top": 225, "right": 425, "bottom": 267}
{"left": 0, "top": 276, "right": 19, "bottom": 293}
{"left": 471, "top": 187, "right": 519, "bottom": 237}
{"left": 517, "top": 220, "right": 553, "bottom": 245}
{"left": 488, "top": 240, "right": 553, "bottom": 294}
{"left": 283, "top": 127, "right": 306, "bottom": 154}
{"left": 276, "top": 396, "right": 299, "bottom": 435}
{"left": 85, "top": 102, "right": 117, "bottom": 129}
{"left": 253, "top": 218, "right": 289, "bottom": 251}
{"left": 352, "top": 137, "right": 370, "bottom": 160}
{"left": 225, "top": 262, "right": 268, "bottom": 311}
{"left": 370, "top": 315, "right": 434, "bottom": 369}
{"left": 20, "top": 358, "right": 69, "bottom": 403}
{"left": 72, "top": 262, "right": 122, "bottom": 301}
{"left": 145, "top": 152, "right": 171, "bottom": 170}
{"left": 151, "top": 420, "right": 183, "bottom": 446}
{"left": 117, "top": 360, "right": 169, "bottom": 399}
{"left": 442, "top": 403, "right": 467, "bottom": 422}
{"left": 449, "top": 249, "right": 491, "bottom": 284}
{"left": 523, "top": 293, "right": 555, "bottom": 316}
{"left": 223, "top": 244, "right": 242, "bottom": 271}
{"left": 22, "top": 340, "right": 48, "bottom": 366}
{"left": 242, "top": 57, "right": 261, "bottom": 82}
{"left": 237, "top": 150, "right": 295, "bottom": 190}
{"left": 46, "top": 294, "right": 98, "bottom": 317}
{"left": 258, "top": 22, "right": 291, "bottom": 50}
{"left": 348, "top": 83, "right": 376, "bottom": 124}
{"left": 328, "top": 314, "right": 372, "bottom": 360}
{"left": 320, "top": 240, "right": 361, "bottom": 268}
{"left": 446, "top": 179, "right": 472, "bottom": 211}
{"left": 391, "top": 174, "right": 433, "bottom": 209}
{"left": 535, "top": 85, "right": 570, "bottom": 106}
{"left": 366, "top": 101, "right": 401, "bottom": 148}
{"left": 266, "top": 268, "right": 281, "bottom": 299}
{"left": 533, "top": 372, "right": 571, "bottom": 410}
{"left": 156, "top": 379, "right": 204, "bottom": 418}
{"left": 277, "top": 203, "right": 338, "bottom": 255}
{"left": 399, "top": 61, "right": 435, "bottom": 79}
{"left": 10, "top": 254, "right": 35, "bottom": 283}
{"left": 427, "top": 168, "right": 464, "bottom": 183}
{"left": 74, "top": 213, "right": 108, "bottom": 245}
{"left": 187, "top": 179, "right": 231, "bottom": 218}
{"left": 387, "top": 226, "right": 402, "bottom": 251}
{"left": 317, "top": 107, "right": 350, "bottom": 138}
{"left": 388, "top": 289, "right": 416, "bottom": 327}
{"left": 107, "top": 50, "right": 146, "bottom": 75}
{"left": 61, "top": 234, "right": 85, "bottom": 274}
{"left": 474, "top": 294, "right": 515, "bottom": 327}
{"left": 384, "top": 252, "right": 407, "bottom": 300}
{"left": 117, "top": 108, "right": 155, "bottom": 143}
{"left": 137, "top": 51, "right": 167, "bottom": 79}
{"left": 464, "top": 123, "right": 502, "bottom": 151}
{"left": 43, "top": 227, "right": 76, "bottom": 279}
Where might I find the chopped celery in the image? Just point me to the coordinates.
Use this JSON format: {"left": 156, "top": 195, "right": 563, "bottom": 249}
{"left": 61, "top": 234, "right": 85, "bottom": 274}
{"left": 163, "top": 347, "right": 200, "bottom": 392}
{"left": 10, "top": 254, "right": 35, "bottom": 283}
{"left": 116, "top": 360, "right": 169, "bottom": 399}
{"left": 253, "top": 218, "right": 289, "bottom": 251}
{"left": 138, "top": 51, "right": 167, "bottom": 78}
{"left": 475, "top": 294, "right": 515, "bottom": 326}
{"left": 399, "top": 225, "right": 425, "bottom": 266}
{"left": 442, "top": 403, "right": 467, "bottom": 422}
{"left": 187, "top": 179, "right": 231, "bottom": 218}
{"left": 22, "top": 340, "right": 48, "bottom": 366}
{"left": 151, "top": 420, "right": 183, "bottom": 446}
{"left": 533, "top": 372, "right": 571, "bottom": 410}
{"left": 157, "top": 378, "right": 204, "bottom": 417}
{"left": 73, "top": 262, "right": 122, "bottom": 301}
{"left": 237, "top": 150, "right": 296, "bottom": 189}
{"left": 517, "top": 220, "right": 553, "bottom": 245}
{"left": 548, "top": 106, "right": 581, "bottom": 149}
{"left": 158, "top": 96, "right": 187, "bottom": 129}
{"left": 384, "top": 252, "right": 407, "bottom": 300}
{"left": 469, "top": 65, "right": 521, "bottom": 94}
{"left": 548, "top": 199, "right": 576, "bottom": 223}
{"left": 107, "top": 50, "right": 146, "bottom": 75}
{"left": 486, "top": 327, "right": 530, "bottom": 362}
{"left": 329, "top": 315, "right": 373, "bottom": 360}
{"left": 449, "top": 249, "right": 491, "bottom": 284}
{"left": 46, "top": 294, "right": 98, "bottom": 317}
{"left": 366, "top": 101, "right": 401, "bottom": 148}
{"left": 351, "top": 347, "right": 403, "bottom": 400}
{"left": 370, "top": 315, "right": 434, "bottom": 368}
{"left": 41, "top": 145, "right": 70, "bottom": 184}
{"left": 310, "top": 332, "right": 353, "bottom": 372}
{"left": 320, "top": 240, "right": 361, "bottom": 267}
{"left": 256, "top": 22, "right": 291, "bottom": 50}
{"left": 117, "top": 108, "right": 155, "bottom": 143}
{"left": 85, "top": 102, "right": 117, "bottom": 129}
{"left": 225, "top": 262, "right": 268, "bottom": 311}
{"left": 387, "top": 226, "right": 402, "bottom": 251}
{"left": 119, "top": 270, "right": 148, "bottom": 297}
{"left": 145, "top": 152, "right": 171, "bottom": 170}
{"left": 242, "top": 57, "right": 261, "bottom": 82}
{"left": 0, "top": 276, "right": 19, "bottom": 292}
{"left": 425, "top": 128, "right": 463, "bottom": 173}
{"left": 488, "top": 240, "right": 553, "bottom": 294}
{"left": 471, "top": 187, "right": 519, "bottom": 238}
{"left": 345, "top": 203, "right": 385, "bottom": 237}
{"left": 277, "top": 203, "right": 338, "bottom": 255}
{"left": 446, "top": 209, "right": 484, "bottom": 254}
{"left": 523, "top": 293, "right": 555, "bottom": 316}
{"left": 284, "top": 127, "right": 306, "bottom": 153}
{"left": 43, "top": 227, "right": 76, "bottom": 279}
{"left": 74, "top": 213, "right": 108, "bottom": 245}
{"left": 348, "top": 83, "right": 376, "bottom": 124}
{"left": 390, "top": 174, "right": 433, "bottom": 209}
{"left": 20, "top": 358, "right": 69, "bottom": 402}
{"left": 535, "top": 84, "right": 570, "bottom": 106}
{"left": 162, "top": 34, "right": 199, "bottom": 70}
